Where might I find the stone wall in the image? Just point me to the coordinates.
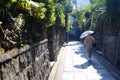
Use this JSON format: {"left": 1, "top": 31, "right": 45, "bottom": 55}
{"left": 94, "top": 27, "right": 104, "bottom": 51}
{"left": 0, "top": 39, "right": 50, "bottom": 80}
{"left": 102, "top": 36, "right": 118, "bottom": 64}
{"left": 47, "top": 26, "right": 65, "bottom": 61}
{"left": 94, "top": 21, "right": 120, "bottom": 69}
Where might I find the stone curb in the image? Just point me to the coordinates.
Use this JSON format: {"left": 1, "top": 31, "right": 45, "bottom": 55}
{"left": 95, "top": 51, "right": 120, "bottom": 80}
{"left": 48, "top": 47, "right": 65, "bottom": 80}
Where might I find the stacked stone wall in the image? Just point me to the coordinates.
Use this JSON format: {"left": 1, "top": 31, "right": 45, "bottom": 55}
{"left": 103, "top": 36, "right": 118, "bottom": 65}
{"left": 0, "top": 39, "right": 50, "bottom": 80}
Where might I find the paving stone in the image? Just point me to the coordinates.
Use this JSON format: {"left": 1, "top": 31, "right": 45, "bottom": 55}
{"left": 74, "top": 72, "right": 87, "bottom": 80}
{"left": 53, "top": 41, "right": 116, "bottom": 80}
{"left": 62, "top": 72, "right": 74, "bottom": 80}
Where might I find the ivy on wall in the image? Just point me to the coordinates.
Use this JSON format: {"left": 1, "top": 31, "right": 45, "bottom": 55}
{"left": 0, "top": 0, "right": 73, "bottom": 53}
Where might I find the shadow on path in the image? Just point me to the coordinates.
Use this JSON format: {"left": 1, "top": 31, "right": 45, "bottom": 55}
{"left": 74, "top": 60, "right": 93, "bottom": 69}
{"left": 53, "top": 41, "right": 117, "bottom": 80}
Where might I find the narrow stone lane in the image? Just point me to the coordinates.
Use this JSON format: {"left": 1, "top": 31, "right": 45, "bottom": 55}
{"left": 52, "top": 41, "right": 117, "bottom": 80}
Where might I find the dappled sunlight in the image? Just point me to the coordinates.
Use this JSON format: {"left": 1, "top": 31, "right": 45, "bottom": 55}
{"left": 61, "top": 41, "right": 115, "bottom": 80}
{"left": 83, "top": 65, "right": 103, "bottom": 79}
{"left": 72, "top": 56, "right": 112, "bottom": 80}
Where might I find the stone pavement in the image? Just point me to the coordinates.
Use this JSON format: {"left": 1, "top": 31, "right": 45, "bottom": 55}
{"left": 49, "top": 41, "right": 117, "bottom": 80}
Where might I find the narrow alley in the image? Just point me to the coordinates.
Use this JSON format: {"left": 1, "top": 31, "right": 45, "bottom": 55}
{"left": 1, "top": 0, "right": 120, "bottom": 80}
{"left": 49, "top": 41, "right": 119, "bottom": 80}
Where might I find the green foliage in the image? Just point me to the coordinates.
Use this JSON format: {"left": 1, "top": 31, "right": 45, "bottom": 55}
{"left": 0, "top": 0, "right": 47, "bottom": 20}
{"left": 65, "top": 13, "right": 72, "bottom": 31}
{"left": 89, "top": 0, "right": 106, "bottom": 30}
{"left": 10, "top": 0, "right": 31, "bottom": 11}
{"left": 82, "top": 0, "right": 120, "bottom": 34}
{"left": 0, "top": 47, "right": 5, "bottom": 54}
{"left": 14, "top": 14, "right": 25, "bottom": 30}
{"left": 74, "top": 10, "right": 86, "bottom": 29}
{"left": 89, "top": 0, "right": 105, "bottom": 13}
{"left": 55, "top": 0, "right": 67, "bottom": 3}
{"left": 104, "top": 0, "right": 120, "bottom": 34}
{"left": 0, "top": 21, "right": 2, "bottom": 24}
{"left": 0, "top": 0, "right": 47, "bottom": 51}
{"left": 55, "top": 4, "right": 65, "bottom": 27}
{"left": 63, "top": 0, "right": 73, "bottom": 14}
{"left": 73, "top": 0, "right": 106, "bottom": 31}
{"left": 0, "top": 0, "right": 14, "bottom": 4}
{"left": 46, "top": 4, "right": 56, "bottom": 26}
{"left": 63, "top": 0, "right": 73, "bottom": 31}
{"left": 0, "top": 0, "right": 73, "bottom": 52}
{"left": 42, "top": 0, "right": 56, "bottom": 27}
{"left": 31, "top": 3, "right": 47, "bottom": 19}
{"left": 106, "top": 0, "right": 120, "bottom": 18}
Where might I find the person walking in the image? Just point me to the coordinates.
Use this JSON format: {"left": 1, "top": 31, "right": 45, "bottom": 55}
{"left": 84, "top": 34, "right": 95, "bottom": 61}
